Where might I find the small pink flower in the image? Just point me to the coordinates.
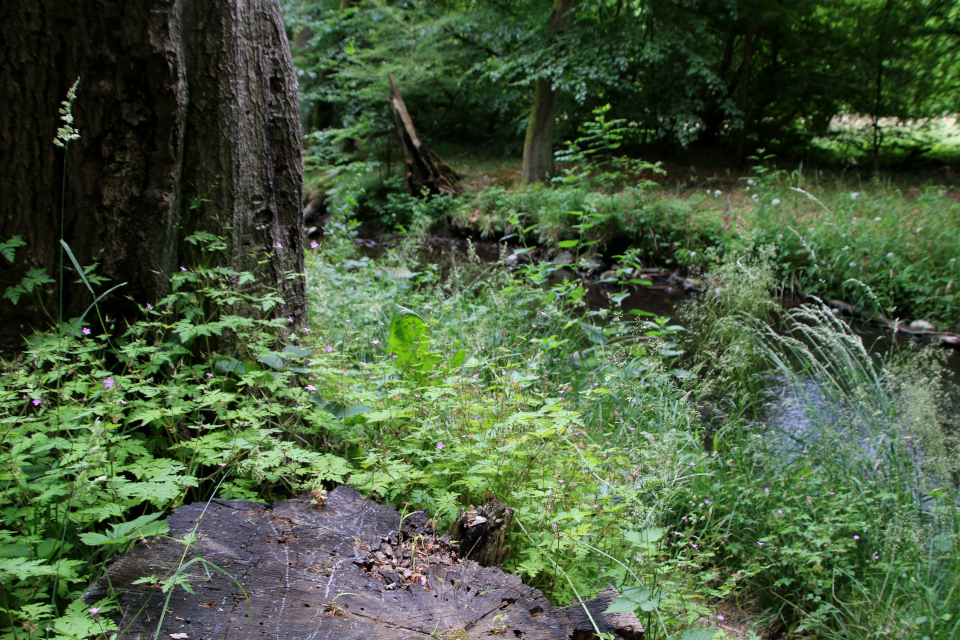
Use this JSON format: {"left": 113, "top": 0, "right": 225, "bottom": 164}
{"left": 120, "top": 399, "right": 127, "bottom": 405}
{"left": 206, "top": 373, "right": 214, "bottom": 378}
{"left": 854, "top": 535, "right": 860, "bottom": 540}
{"left": 371, "top": 339, "right": 380, "bottom": 345}
{"left": 180, "top": 266, "right": 187, "bottom": 271}
{"left": 88, "top": 607, "right": 100, "bottom": 616}
{"left": 103, "top": 377, "right": 114, "bottom": 389}
{"left": 758, "top": 542, "right": 765, "bottom": 546}
{"left": 717, "top": 614, "right": 725, "bottom": 621}
{"left": 305, "top": 384, "right": 317, "bottom": 391}
{"left": 326, "top": 345, "right": 333, "bottom": 353}
{"left": 146, "top": 303, "right": 153, "bottom": 310}
{"left": 310, "top": 241, "right": 319, "bottom": 249}
{"left": 82, "top": 327, "right": 91, "bottom": 335}
{"left": 288, "top": 316, "right": 294, "bottom": 323}
{"left": 276, "top": 242, "right": 283, "bottom": 249}
{"left": 218, "top": 462, "right": 227, "bottom": 467}
{"left": 303, "top": 328, "right": 311, "bottom": 333}
{"left": 32, "top": 398, "right": 41, "bottom": 406}
{"left": 777, "top": 509, "right": 783, "bottom": 514}
{"left": 437, "top": 442, "right": 444, "bottom": 450}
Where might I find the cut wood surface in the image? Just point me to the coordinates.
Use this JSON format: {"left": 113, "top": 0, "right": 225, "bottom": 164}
{"left": 85, "top": 486, "right": 642, "bottom": 639}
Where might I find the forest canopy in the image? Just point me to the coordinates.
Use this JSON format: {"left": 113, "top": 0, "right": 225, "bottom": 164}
{"left": 283, "top": 0, "right": 960, "bottom": 165}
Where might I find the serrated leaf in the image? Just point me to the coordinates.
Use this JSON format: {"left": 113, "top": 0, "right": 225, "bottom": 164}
{"left": 215, "top": 358, "right": 246, "bottom": 374}
{"left": 604, "top": 599, "right": 639, "bottom": 614}
{"left": 448, "top": 348, "right": 466, "bottom": 371}
{"left": 625, "top": 527, "right": 666, "bottom": 546}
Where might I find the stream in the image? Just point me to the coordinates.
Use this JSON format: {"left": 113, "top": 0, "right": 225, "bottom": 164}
{"left": 397, "top": 233, "right": 960, "bottom": 379}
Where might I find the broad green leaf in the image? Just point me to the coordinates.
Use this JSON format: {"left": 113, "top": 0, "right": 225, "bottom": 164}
{"left": 604, "top": 599, "right": 639, "bottom": 614}
{"left": 557, "top": 240, "right": 579, "bottom": 248}
{"left": 448, "top": 348, "right": 466, "bottom": 371}
{"left": 625, "top": 527, "right": 666, "bottom": 546}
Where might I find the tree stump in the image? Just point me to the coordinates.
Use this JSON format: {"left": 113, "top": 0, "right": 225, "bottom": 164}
{"left": 86, "top": 486, "right": 642, "bottom": 639}
{"left": 388, "top": 74, "right": 462, "bottom": 197}
{"left": 448, "top": 499, "right": 514, "bottom": 568}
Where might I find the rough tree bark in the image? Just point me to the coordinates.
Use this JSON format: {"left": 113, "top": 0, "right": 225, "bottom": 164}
{"left": 85, "top": 486, "right": 644, "bottom": 639}
{"left": 0, "top": 0, "right": 305, "bottom": 351}
{"left": 448, "top": 499, "right": 514, "bottom": 568}
{"left": 521, "top": 0, "right": 579, "bottom": 183}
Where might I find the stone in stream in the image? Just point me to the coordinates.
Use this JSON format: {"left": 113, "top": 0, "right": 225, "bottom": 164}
{"left": 85, "top": 486, "right": 643, "bottom": 639}
{"left": 908, "top": 319, "right": 936, "bottom": 332}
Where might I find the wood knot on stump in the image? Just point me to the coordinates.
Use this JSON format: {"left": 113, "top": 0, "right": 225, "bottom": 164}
{"left": 85, "top": 486, "right": 642, "bottom": 639}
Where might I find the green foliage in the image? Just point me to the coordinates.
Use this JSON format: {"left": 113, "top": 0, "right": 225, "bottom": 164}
{"left": 452, "top": 182, "right": 727, "bottom": 263}
{"left": 0, "top": 234, "right": 345, "bottom": 639}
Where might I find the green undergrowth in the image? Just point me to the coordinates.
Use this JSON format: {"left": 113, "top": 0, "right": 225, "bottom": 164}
{"left": 3, "top": 213, "right": 959, "bottom": 639}
{"left": 443, "top": 167, "right": 960, "bottom": 330}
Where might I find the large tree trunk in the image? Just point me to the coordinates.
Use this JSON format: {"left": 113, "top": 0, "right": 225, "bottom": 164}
{"left": 0, "top": 0, "right": 305, "bottom": 351}
{"left": 521, "top": 0, "right": 579, "bottom": 183}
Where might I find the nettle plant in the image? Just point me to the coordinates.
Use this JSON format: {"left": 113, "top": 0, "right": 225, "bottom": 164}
{"left": 303, "top": 226, "right": 754, "bottom": 639}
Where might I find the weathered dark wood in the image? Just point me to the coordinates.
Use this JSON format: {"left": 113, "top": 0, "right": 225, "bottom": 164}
{"left": 86, "top": 486, "right": 642, "bottom": 639}
{"left": 0, "top": 0, "right": 305, "bottom": 350}
{"left": 388, "top": 74, "right": 461, "bottom": 197}
{"left": 448, "top": 499, "right": 514, "bottom": 567}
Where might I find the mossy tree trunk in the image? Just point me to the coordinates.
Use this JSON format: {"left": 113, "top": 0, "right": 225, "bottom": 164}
{"left": 0, "top": 0, "right": 305, "bottom": 351}
{"left": 521, "top": 0, "right": 579, "bottom": 183}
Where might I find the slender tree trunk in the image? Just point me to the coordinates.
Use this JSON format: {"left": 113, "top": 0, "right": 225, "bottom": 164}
{"left": 521, "top": 0, "right": 579, "bottom": 183}
{"left": 734, "top": 16, "right": 757, "bottom": 163}
{"left": 0, "top": 0, "right": 305, "bottom": 351}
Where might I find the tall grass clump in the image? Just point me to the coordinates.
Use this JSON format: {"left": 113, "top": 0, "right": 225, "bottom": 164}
{"left": 674, "top": 246, "right": 960, "bottom": 639}
{"left": 741, "top": 167, "right": 960, "bottom": 329}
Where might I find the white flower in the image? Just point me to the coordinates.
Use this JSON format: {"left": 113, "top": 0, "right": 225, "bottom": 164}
{"left": 714, "top": 190, "right": 722, "bottom": 197}
{"left": 849, "top": 262, "right": 857, "bottom": 268}
{"left": 915, "top": 227, "right": 923, "bottom": 233}
{"left": 706, "top": 189, "right": 711, "bottom": 195}
{"left": 874, "top": 217, "right": 882, "bottom": 222}
{"left": 690, "top": 251, "right": 696, "bottom": 257}
{"left": 747, "top": 178, "right": 757, "bottom": 186}
{"left": 843, "top": 246, "right": 849, "bottom": 251}
{"left": 771, "top": 198, "right": 781, "bottom": 206}
{"left": 751, "top": 194, "right": 759, "bottom": 202}
{"left": 886, "top": 252, "right": 894, "bottom": 258}
{"left": 851, "top": 192, "right": 860, "bottom": 200}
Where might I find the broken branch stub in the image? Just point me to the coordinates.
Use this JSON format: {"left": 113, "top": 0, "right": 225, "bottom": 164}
{"left": 447, "top": 498, "right": 514, "bottom": 567}
{"left": 388, "top": 73, "right": 461, "bottom": 197}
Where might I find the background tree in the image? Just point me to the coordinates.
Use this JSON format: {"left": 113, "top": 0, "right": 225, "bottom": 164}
{"left": 521, "top": 0, "right": 579, "bottom": 182}
{"left": 0, "top": 0, "right": 305, "bottom": 351}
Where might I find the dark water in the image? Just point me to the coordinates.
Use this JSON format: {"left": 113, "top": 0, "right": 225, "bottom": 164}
{"left": 368, "top": 234, "right": 960, "bottom": 379}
